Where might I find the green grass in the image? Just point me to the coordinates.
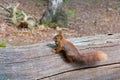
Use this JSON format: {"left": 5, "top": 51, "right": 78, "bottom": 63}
{"left": 84, "top": 0, "right": 101, "bottom": 4}
{"left": 66, "top": 10, "right": 76, "bottom": 17}
{"left": 0, "top": 40, "right": 6, "bottom": 48}
{"left": 63, "top": 0, "right": 69, "bottom": 3}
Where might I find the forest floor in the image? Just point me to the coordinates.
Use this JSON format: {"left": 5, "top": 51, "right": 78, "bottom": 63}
{"left": 0, "top": 0, "right": 120, "bottom": 46}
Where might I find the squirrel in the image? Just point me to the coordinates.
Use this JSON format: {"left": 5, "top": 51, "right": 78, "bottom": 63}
{"left": 52, "top": 30, "right": 107, "bottom": 64}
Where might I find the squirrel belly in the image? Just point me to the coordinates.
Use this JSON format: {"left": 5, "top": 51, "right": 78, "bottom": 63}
{"left": 74, "top": 51, "right": 107, "bottom": 64}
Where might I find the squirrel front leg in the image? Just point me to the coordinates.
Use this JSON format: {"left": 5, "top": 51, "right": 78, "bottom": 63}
{"left": 52, "top": 43, "right": 62, "bottom": 53}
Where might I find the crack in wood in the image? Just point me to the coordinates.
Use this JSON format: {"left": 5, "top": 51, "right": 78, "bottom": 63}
{"left": 78, "top": 43, "right": 120, "bottom": 50}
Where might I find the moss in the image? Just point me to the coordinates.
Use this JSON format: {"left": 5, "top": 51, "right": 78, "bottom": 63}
{"left": 0, "top": 41, "right": 6, "bottom": 48}
{"left": 67, "top": 10, "right": 76, "bottom": 17}
{"left": 63, "top": 0, "right": 69, "bottom": 3}
{"left": 48, "top": 22, "right": 59, "bottom": 28}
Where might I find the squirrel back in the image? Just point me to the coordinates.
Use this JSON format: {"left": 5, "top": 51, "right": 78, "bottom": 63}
{"left": 52, "top": 30, "right": 107, "bottom": 64}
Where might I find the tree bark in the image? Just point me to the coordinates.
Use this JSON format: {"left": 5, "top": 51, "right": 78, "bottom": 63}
{"left": 40, "top": 0, "right": 67, "bottom": 28}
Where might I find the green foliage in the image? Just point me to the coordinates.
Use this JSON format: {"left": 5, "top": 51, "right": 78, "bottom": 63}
{"left": 0, "top": 40, "right": 6, "bottom": 48}
{"left": 40, "top": 19, "right": 67, "bottom": 28}
{"left": 16, "top": 11, "right": 25, "bottom": 20}
{"left": 94, "top": 0, "right": 101, "bottom": 4}
{"left": 66, "top": 10, "right": 76, "bottom": 17}
{"left": 40, "top": 21, "right": 59, "bottom": 28}
{"left": 37, "top": 0, "right": 49, "bottom": 6}
{"left": 39, "top": 20, "right": 48, "bottom": 26}
{"left": 84, "top": 0, "right": 101, "bottom": 4}
{"left": 63, "top": 0, "right": 69, "bottom": 3}
{"left": 48, "top": 22, "right": 59, "bottom": 28}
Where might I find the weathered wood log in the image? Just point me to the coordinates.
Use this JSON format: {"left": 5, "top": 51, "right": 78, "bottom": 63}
{"left": 42, "top": 64, "right": 120, "bottom": 80}
{"left": 0, "top": 33, "right": 120, "bottom": 80}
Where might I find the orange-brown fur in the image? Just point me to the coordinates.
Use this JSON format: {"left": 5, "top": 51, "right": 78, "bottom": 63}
{"left": 52, "top": 30, "right": 107, "bottom": 64}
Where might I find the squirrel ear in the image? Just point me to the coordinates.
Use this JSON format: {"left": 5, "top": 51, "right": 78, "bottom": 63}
{"left": 58, "top": 30, "right": 63, "bottom": 39}
{"left": 58, "top": 30, "right": 62, "bottom": 35}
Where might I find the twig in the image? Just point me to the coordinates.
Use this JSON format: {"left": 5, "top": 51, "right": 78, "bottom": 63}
{"left": 0, "top": 3, "right": 11, "bottom": 13}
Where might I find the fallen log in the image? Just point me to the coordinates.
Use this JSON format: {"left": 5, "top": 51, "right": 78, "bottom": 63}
{"left": 0, "top": 33, "right": 120, "bottom": 80}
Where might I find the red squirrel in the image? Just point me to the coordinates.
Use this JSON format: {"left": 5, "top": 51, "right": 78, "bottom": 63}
{"left": 52, "top": 30, "right": 107, "bottom": 64}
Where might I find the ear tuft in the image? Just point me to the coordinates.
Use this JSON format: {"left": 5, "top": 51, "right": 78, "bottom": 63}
{"left": 58, "top": 30, "right": 63, "bottom": 39}
{"left": 58, "top": 30, "right": 62, "bottom": 35}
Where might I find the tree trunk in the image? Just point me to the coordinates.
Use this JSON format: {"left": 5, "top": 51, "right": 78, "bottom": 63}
{"left": 40, "top": 0, "right": 67, "bottom": 28}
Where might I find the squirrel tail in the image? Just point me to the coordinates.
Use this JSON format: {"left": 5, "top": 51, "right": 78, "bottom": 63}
{"left": 75, "top": 51, "right": 107, "bottom": 64}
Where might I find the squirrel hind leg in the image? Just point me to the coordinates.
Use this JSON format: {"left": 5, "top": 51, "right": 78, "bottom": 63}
{"left": 66, "top": 56, "right": 74, "bottom": 63}
{"left": 64, "top": 54, "right": 74, "bottom": 63}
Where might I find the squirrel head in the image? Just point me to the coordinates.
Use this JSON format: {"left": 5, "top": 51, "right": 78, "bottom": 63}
{"left": 53, "top": 30, "right": 63, "bottom": 44}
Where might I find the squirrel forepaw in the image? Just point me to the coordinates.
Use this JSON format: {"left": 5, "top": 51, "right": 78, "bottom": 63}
{"left": 51, "top": 50, "right": 56, "bottom": 53}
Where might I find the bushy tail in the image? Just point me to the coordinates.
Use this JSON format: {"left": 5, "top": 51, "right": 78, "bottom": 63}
{"left": 75, "top": 51, "right": 107, "bottom": 64}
